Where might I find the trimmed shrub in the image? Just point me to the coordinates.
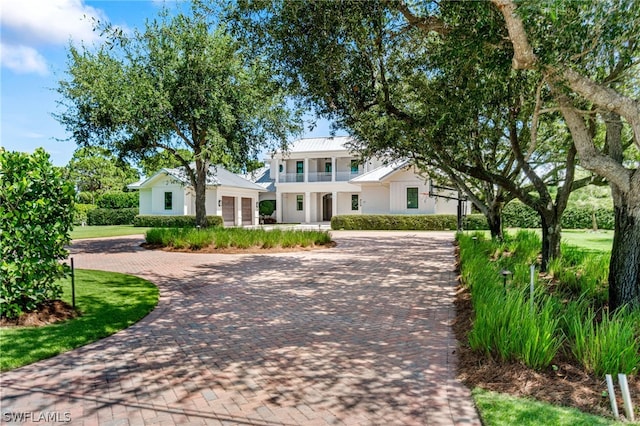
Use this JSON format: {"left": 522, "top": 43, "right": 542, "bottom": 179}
{"left": 502, "top": 200, "right": 614, "bottom": 230}
{"left": 331, "top": 214, "right": 458, "bottom": 230}
{"left": 1, "top": 148, "right": 75, "bottom": 318}
{"left": 463, "top": 214, "right": 489, "bottom": 230}
{"left": 73, "top": 203, "right": 97, "bottom": 225}
{"left": 96, "top": 191, "right": 138, "bottom": 209}
{"left": 502, "top": 201, "right": 541, "bottom": 228}
{"left": 259, "top": 200, "right": 276, "bottom": 217}
{"left": 133, "top": 215, "right": 223, "bottom": 228}
{"left": 87, "top": 208, "right": 138, "bottom": 225}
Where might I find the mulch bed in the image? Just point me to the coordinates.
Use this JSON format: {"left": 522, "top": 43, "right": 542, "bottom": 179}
{"left": 453, "top": 266, "right": 639, "bottom": 420}
{"left": 0, "top": 300, "right": 79, "bottom": 327}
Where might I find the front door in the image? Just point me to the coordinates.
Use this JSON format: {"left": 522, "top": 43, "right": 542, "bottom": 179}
{"left": 322, "top": 194, "right": 332, "bottom": 221}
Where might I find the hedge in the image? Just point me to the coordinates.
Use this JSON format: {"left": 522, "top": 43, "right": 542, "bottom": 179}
{"left": 502, "top": 201, "right": 614, "bottom": 230}
{"left": 96, "top": 191, "right": 138, "bottom": 209}
{"left": 87, "top": 208, "right": 138, "bottom": 225}
{"left": 331, "top": 214, "right": 459, "bottom": 230}
{"left": 133, "top": 215, "right": 223, "bottom": 228}
{"left": 73, "top": 203, "right": 97, "bottom": 225}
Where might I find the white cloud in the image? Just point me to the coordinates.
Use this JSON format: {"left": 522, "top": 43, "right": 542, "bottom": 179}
{"left": 1, "top": 0, "right": 107, "bottom": 46}
{"left": 0, "top": 43, "right": 48, "bottom": 75}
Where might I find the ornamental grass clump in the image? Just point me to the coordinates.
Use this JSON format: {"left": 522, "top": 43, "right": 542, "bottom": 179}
{"left": 564, "top": 302, "right": 640, "bottom": 376}
{"left": 145, "top": 227, "right": 332, "bottom": 250}
{"left": 468, "top": 284, "right": 564, "bottom": 370}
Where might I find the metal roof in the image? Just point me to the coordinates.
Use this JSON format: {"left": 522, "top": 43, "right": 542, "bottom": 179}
{"left": 129, "top": 165, "right": 266, "bottom": 191}
{"left": 349, "top": 159, "right": 410, "bottom": 183}
{"left": 282, "top": 136, "right": 356, "bottom": 153}
{"left": 241, "top": 165, "right": 275, "bottom": 192}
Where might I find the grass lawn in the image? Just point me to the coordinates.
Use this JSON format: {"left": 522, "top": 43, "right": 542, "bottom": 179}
{"left": 465, "top": 228, "right": 613, "bottom": 252}
{"left": 561, "top": 229, "right": 613, "bottom": 252}
{"left": 0, "top": 270, "right": 158, "bottom": 371}
{"left": 71, "top": 225, "right": 152, "bottom": 240}
{"left": 473, "top": 388, "right": 618, "bottom": 425}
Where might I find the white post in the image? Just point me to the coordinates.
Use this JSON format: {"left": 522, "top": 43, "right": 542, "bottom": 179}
{"left": 619, "top": 374, "right": 635, "bottom": 421}
{"left": 276, "top": 192, "right": 283, "bottom": 223}
{"left": 606, "top": 375, "right": 619, "bottom": 419}
{"left": 304, "top": 191, "right": 311, "bottom": 224}
{"left": 331, "top": 157, "right": 336, "bottom": 182}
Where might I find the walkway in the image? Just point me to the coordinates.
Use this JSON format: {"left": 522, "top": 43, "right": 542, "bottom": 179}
{"left": 0, "top": 231, "right": 480, "bottom": 425}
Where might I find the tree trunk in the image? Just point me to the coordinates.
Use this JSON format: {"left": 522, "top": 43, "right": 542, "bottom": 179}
{"left": 608, "top": 187, "right": 640, "bottom": 310}
{"left": 540, "top": 215, "right": 562, "bottom": 272}
{"left": 194, "top": 159, "right": 209, "bottom": 228}
{"left": 486, "top": 203, "right": 504, "bottom": 240}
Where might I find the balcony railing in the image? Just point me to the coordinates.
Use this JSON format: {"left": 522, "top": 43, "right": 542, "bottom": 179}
{"left": 278, "top": 170, "right": 363, "bottom": 183}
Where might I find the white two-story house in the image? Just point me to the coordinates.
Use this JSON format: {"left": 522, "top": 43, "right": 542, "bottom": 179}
{"left": 251, "top": 136, "right": 464, "bottom": 224}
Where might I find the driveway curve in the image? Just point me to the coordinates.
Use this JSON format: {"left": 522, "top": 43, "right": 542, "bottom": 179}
{"left": 0, "top": 231, "right": 480, "bottom": 426}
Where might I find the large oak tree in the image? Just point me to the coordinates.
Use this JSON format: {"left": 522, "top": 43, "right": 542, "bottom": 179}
{"left": 490, "top": 0, "right": 640, "bottom": 308}
{"left": 57, "top": 5, "right": 301, "bottom": 227}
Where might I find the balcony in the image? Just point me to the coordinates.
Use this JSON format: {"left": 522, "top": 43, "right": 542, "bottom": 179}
{"left": 278, "top": 170, "right": 363, "bottom": 183}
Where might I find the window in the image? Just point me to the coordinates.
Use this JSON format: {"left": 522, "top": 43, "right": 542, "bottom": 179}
{"left": 164, "top": 191, "right": 173, "bottom": 210}
{"left": 350, "top": 159, "right": 359, "bottom": 173}
{"left": 407, "top": 187, "right": 418, "bottom": 209}
{"left": 351, "top": 194, "right": 359, "bottom": 211}
{"left": 296, "top": 194, "right": 304, "bottom": 211}
{"left": 325, "top": 162, "right": 332, "bottom": 173}
{"left": 278, "top": 164, "right": 283, "bottom": 173}
{"left": 296, "top": 161, "right": 304, "bottom": 182}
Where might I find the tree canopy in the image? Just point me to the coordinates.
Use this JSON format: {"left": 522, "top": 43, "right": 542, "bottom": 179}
{"left": 57, "top": 4, "right": 302, "bottom": 226}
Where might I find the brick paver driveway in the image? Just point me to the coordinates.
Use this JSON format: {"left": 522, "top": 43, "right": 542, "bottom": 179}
{"left": 0, "top": 231, "right": 479, "bottom": 425}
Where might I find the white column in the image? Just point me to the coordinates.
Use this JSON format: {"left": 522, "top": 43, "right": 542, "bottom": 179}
{"left": 304, "top": 158, "right": 309, "bottom": 183}
{"left": 276, "top": 192, "right": 283, "bottom": 223}
{"left": 331, "top": 157, "right": 336, "bottom": 182}
{"left": 275, "top": 161, "right": 280, "bottom": 183}
{"left": 332, "top": 191, "right": 338, "bottom": 218}
{"left": 236, "top": 196, "right": 242, "bottom": 226}
{"left": 305, "top": 191, "right": 311, "bottom": 223}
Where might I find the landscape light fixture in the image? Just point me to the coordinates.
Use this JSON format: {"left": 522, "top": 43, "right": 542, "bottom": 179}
{"left": 501, "top": 269, "right": 512, "bottom": 291}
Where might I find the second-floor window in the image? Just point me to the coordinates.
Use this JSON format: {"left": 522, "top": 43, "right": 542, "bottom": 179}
{"left": 350, "top": 160, "right": 359, "bottom": 173}
{"left": 296, "top": 161, "right": 304, "bottom": 182}
{"left": 325, "top": 162, "right": 332, "bottom": 173}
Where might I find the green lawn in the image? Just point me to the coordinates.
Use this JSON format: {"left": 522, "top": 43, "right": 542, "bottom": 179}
{"left": 0, "top": 270, "right": 158, "bottom": 371}
{"left": 465, "top": 228, "right": 613, "bottom": 252}
{"left": 71, "top": 225, "right": 152, "bottom": 240}
{"left": 561, "top": 229, "right": 613, "bottom": 252}
{"left": 473, "top": 388, "right": 620, "bottom": 425}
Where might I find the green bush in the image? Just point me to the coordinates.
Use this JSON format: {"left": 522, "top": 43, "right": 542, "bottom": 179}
{"left": 501, "top": 200, "right": 614, "bottom": 230}
{"left": 463, "top": 214, "right": 489, "bottom": 230}
{"left": 133, "top": 215, "right": 223, "bottom": 228}
{"left": 73, "top": 203, "right": 97, "bottom": 225}
{"left": 0, "top": 148, "right": 75, "bottom": 318}
{"left": 502, "top": 201, "right": 541, "bottom": 228}
{"left": 87, "top": 208, "right": 138, "bottom": 225}
{"left": 259, "top": 200, "right": 276, "bottom": 216}
{"left": 96, "top": 191, "right": 138, "bottom": 209}
{"left": 331, "top": 214, "right": 458, "bottom": 230}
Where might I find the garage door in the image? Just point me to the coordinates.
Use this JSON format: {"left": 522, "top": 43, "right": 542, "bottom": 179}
{"left": 221, "top": 196, "right": 235, "bottom": 227}
{"left": 242, "top": 198, "right": 252, "bottom": 226}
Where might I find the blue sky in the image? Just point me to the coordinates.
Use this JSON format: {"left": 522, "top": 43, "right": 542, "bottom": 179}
{"left": 1, "top": 0, "right": 341, "bottom": 167}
